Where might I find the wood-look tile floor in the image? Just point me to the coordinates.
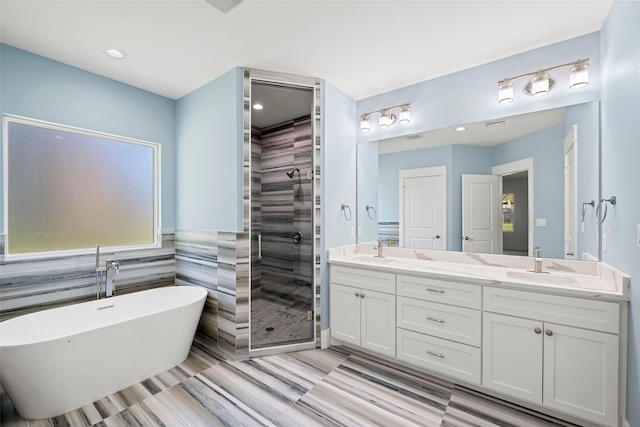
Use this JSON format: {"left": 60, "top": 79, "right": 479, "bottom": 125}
{"left": 1, "top": 340, "right": 580, "bottom": 427}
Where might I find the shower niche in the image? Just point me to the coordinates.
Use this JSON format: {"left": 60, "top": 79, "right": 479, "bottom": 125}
{"left": 249, "top": 77, "right": 317, "bottom": 351}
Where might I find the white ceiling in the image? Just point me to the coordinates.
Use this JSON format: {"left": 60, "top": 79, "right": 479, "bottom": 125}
{"left": 0, "top": 0, "right": 614, "bottom": 102}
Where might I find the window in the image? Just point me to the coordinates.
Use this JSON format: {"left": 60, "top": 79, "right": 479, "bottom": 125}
{"left": 502, "top": 193, "right": 515, "bottom": 232}
{"left": 4, "top": 115, "right": 159, "bottom": 258}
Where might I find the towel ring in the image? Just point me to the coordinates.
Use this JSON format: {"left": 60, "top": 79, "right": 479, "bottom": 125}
{"left": 595, "top": 196, "right": 616, "bottom": 224}
{"left": 580, "top": 200, "right": 595, "bottom": 223}
{"left": 365, "top": 205, "right": 377, "bottom": 220}
{"left": 341, "top": 204, "right": 352, "bottom": 221}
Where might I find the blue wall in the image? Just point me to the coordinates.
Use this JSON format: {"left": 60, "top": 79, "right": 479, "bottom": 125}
{"left": 600, "top": 1, "right": 640, "bottom": 424}
{"left": 0, "top": 44, "right": 177, "bottom": 229}
{"left": 321, "top": 80, "right": 357, "bottom": 329}
{"left": 175, "top": 68, "right": 243, "bottom": 231}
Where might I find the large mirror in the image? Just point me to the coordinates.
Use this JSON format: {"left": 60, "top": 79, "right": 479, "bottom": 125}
{"left": 357, "top": 101, "right": 600, "bottom": 261}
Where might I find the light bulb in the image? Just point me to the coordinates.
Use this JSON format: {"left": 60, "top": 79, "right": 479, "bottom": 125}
{"left": 498, "top": 80, "right": 514, "bottom": 104}
{"left": 569, "top": 62, "right": 589, "bottom": 89}
{"left": 530, "top": 71, "right": 550, "bottom": 97}
{"left": 360, "top": 114, "right": 370, "bottom": 132}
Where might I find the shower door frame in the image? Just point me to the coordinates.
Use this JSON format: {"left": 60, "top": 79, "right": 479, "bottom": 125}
{"left": 245, "top": 69, "right": 321, "bottom": 356}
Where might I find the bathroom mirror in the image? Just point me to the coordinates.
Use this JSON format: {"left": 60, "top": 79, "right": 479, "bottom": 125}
{"left": 356, "top": 101, "right": 600, "bottom": 261}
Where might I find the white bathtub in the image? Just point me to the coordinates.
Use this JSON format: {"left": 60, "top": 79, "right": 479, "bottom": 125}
{"left": 0, "top": 285, "right": 207, "bottom": 419}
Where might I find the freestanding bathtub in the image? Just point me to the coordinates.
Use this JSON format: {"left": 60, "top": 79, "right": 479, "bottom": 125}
{"left": 0, "top": 285, "right": 208, "bottom": 419}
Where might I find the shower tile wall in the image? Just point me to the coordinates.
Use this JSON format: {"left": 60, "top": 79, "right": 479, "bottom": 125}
{"left": 0, "top": 231, "right": 176, "bottom": 321}
{"left": 254, "top": 116, "right": 313, "bottom": 307}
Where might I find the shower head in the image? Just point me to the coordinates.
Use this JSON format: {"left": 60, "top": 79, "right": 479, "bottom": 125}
{"left": 286, "top": 167, "right": 300, "bottom": 179}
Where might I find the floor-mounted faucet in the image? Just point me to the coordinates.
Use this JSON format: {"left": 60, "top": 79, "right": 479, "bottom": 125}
{"left": 105, "top": 260, "right": 120, "bottom": 297}
{"left": 95, "top": 245, "right": 120, "bottom": 298}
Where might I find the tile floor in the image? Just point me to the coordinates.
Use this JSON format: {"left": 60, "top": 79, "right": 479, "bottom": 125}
{"left": 1, "top": 338, "right": 582, "bottom": 427}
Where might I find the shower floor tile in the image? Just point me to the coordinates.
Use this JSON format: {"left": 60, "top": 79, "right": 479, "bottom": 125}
{"left": 251, "top": 298, "right": 313, "bottom": 348}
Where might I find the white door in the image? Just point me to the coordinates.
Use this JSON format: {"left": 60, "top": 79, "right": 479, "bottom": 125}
{"left": 543, "top": 323, "right": 619, "bottom": 426}
{"left": 564, "top": 126, "right": 577, "bottom": 259}
{"left": 462, "top": 174, "right": 500, "bottom": 253}
{"left": 399, "top": 167, "right": 446, "bottom": 249}
{"left": 482, "top": 313, "right": 543, "bottom": 404}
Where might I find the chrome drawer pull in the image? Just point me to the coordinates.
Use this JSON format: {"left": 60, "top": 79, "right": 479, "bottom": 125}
{"left": 427, "top": 316, "right": 445, "bottom": 324}
{"left": 426, "top": 351, "right": 445, "bottom": 358}
{"left": 426, "top": 288, "right": 445, "bottom": 294}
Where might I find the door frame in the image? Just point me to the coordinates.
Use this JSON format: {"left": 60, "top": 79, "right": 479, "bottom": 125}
{"left": 399, "top": 166, "right": 447, "bottom": 249}
{"left": 492, "top": 158, "right": 534, "bottom": 256}
{"left": 247, "top": 69, "right": 320, "bottom": 356}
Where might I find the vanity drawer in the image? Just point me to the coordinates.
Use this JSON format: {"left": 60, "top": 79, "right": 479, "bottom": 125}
{"left": 331, "top": 265, "right": 396, "bottom": 294}
{"left": 397, "top": 274, "right": 481, "bottom": 309}
{"left": 397, "top": 328, "right": 481, "bottom": 385}
{"left": 397, "top": 297, "right": 481, "bottom": 346}
{"left": 483, "top": 287, "right": 620, "bottom": 334}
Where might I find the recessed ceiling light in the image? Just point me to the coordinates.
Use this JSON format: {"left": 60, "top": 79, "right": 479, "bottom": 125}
{"left": 455, "top": 126, "right": 466, "bottom": 132}
{"left": 252, "top": 103, "right": 264, "bottom": 110}
{"left": 104, "top": 47, "right": 127, "bottom": 60}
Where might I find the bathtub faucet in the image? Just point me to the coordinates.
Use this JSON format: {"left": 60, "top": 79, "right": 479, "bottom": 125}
{"left": 105, "top": 260, "right": 120, "bottom": 297}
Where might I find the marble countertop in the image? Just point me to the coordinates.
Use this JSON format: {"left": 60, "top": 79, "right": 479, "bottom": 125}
{"left": 328, "top": 244, "right": 630, "bottom": 302}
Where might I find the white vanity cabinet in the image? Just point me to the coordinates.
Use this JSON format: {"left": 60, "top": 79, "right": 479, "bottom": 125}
{"left": 328, "top": 258, "right": 628, "bottom": 427}
{"left": 396, "top": 274, "right": 482, "bottom": 384}
{"left": 483, "top": 287, "right": 620, "bottom": 427}
{"left": 330, "top": 266, "right": 396, "bottom": 357}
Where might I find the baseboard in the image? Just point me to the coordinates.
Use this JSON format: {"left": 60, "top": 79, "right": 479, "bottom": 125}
{"left": 321, "top": 328, "right": 330, "bottom": 349}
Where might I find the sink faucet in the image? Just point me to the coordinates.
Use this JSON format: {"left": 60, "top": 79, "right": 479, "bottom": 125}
{"left": 374, "top": 240, "right": 384, "bottom": 258}
{"left": 530, "top": 247, "right": 548, "bottom": 274}
{"left": 105, "top": 260, "right": 120, "bottom": 297}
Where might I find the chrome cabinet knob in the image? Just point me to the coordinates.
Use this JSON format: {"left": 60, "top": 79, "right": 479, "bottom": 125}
{"left": 534, "top": 327, "right": 542, "bottom": 334}
{"left": 545, "top": 329, "right": 553, "bottom": 336}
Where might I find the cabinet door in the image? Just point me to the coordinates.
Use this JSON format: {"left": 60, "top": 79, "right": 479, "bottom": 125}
{"left": 483, "top": 312, "right": 543, "bottom": 403}
{"left": 543, "top": 323, "right": 619, "bottom": 426}
{"left": 330, "top": 284, "right": 360, "bottom": 346}
{"left": 361, "top": 289, "right": 396, "bottom": 357}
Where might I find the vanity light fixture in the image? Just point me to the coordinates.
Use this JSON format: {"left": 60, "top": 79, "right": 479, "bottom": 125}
{"left": 360, "top": 114, "right": 371, "bottom": 132}
{"left": 378, "top": 109, "right": 395, "bottom": 128}
{"left": 498, "top": 80, "right": 514, "bottom": 104}
{"left": 359, "top": 103, "right": 410, "bottom": 132}
{"left": 497, "top": 58, "right": 589, "bottom": 104}
{"left": 569, "top": 60, "right": 589, "bottom": 89}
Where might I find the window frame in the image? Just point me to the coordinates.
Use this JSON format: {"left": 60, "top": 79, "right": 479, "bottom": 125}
{"left": 3, "top": 114, "right": 161, "bottom": 260}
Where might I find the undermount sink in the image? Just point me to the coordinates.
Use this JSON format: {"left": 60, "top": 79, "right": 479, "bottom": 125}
{"left": 506, "top": 271, "right": 578, "bottom": 286}
{"left": 355, "top": 256, "right": 395, "bottom": 264}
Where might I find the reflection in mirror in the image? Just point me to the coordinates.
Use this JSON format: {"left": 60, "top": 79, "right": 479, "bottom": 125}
{"left": 357, "top": 101, "right": 600, "bottom": 261}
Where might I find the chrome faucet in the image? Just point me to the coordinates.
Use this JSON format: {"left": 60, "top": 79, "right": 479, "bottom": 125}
{"left": 105, "top": 260, "right": 120, "bottom": 297}
{"left": 374, "top": 240, "right": 384, "bottom": 258}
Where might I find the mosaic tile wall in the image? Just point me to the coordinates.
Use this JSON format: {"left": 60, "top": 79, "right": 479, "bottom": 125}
{"left": 0, "top": 231, "right": 176, "bottom": 322}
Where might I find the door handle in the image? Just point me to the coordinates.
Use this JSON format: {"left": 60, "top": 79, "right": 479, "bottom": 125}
{"left": 432, "top": 234, "right": 441, "bottom": 239}
{"left": 464, "top": 236, "right": 473, "bottom": 241}
{"left": 257, "top": 234, "right": 262, "bottom": 260}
